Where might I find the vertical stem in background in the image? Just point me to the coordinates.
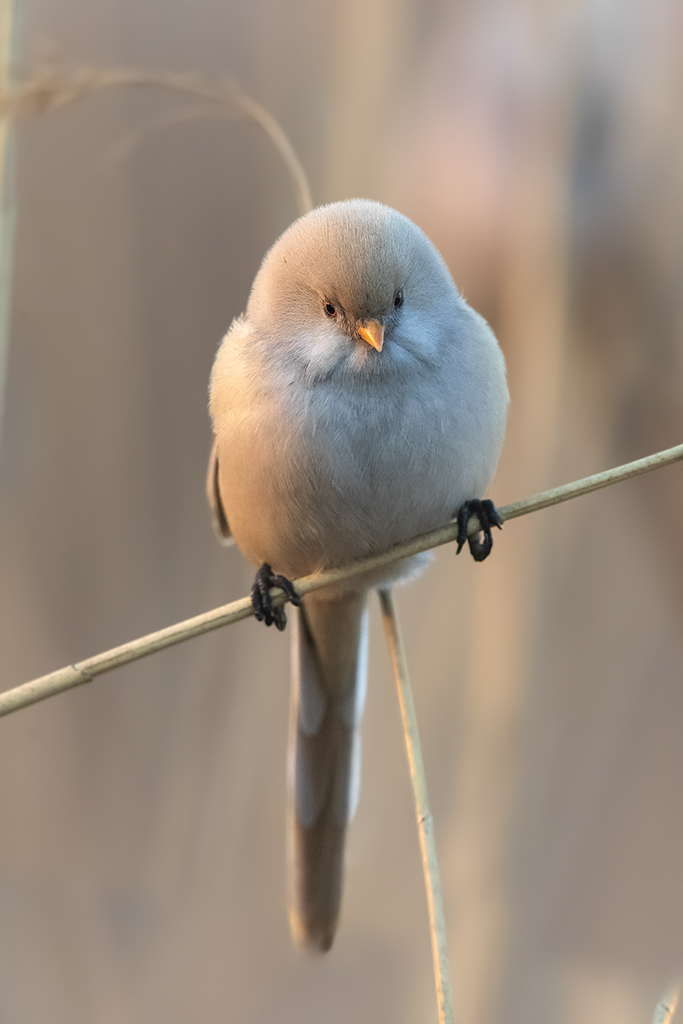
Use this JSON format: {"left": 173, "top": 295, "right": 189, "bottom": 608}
{"left": 379, "top": 587, "right": 454, "bottom": 1024}
{"left": 0, "top": 0, "right": 17, "bottom": 450}
{"left": 324, "top": 0, "right": 413, "bottom": 201}
{"left": 449, "top": 23, "right": 573, "bottom": 1021}
{"left": 651, "top": 983, "right": 680, "bottom": 1024}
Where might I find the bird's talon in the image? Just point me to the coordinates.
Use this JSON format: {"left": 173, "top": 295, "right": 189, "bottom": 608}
{"left": 273, "top": 606, "right": 288, "bottom": 631}
{"left": 455, "top": 499, "right": 502, "bottom": 562}
{"left": 251, "top": 563, "right": 300, "bottom": 629}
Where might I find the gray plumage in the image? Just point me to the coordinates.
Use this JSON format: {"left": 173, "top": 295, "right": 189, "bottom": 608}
{"left": 208, "top": 199, "right": 508, "bottom": 951}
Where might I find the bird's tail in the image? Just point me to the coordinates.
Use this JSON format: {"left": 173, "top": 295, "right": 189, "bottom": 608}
{"left": 287, "top": 589, "right": 369, "bottom": 952}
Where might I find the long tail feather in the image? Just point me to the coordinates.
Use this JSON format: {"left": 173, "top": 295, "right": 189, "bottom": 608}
{"left": 287, "top": 590, "right": 369, "bottom": 952}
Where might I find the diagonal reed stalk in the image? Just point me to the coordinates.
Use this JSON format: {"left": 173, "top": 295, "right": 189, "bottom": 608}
{"left": 0, "top": 441, "right": 681, "bottom": 719}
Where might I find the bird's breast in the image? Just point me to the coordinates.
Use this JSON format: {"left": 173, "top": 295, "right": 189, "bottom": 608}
{"left": 217, "top": 366, "right": 500, "bottom": 580}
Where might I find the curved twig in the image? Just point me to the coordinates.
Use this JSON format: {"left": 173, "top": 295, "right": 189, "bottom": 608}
{"left": 0, "top": 64, "right": 313, "bottom": 215}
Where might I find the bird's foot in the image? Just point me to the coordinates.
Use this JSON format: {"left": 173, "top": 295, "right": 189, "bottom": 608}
{"left": 251, "top": 563, "right": 301, "bottom": 631}
{"left": 456, "top": 499, "right": 502, "bottom": 562}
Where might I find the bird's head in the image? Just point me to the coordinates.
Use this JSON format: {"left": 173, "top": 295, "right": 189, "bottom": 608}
{"left": 246, "top": 199, "right": 462, "bottom": 382}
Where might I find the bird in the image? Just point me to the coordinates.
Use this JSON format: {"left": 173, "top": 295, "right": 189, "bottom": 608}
{"left": 207, "top": 199, "right": 508, "bottom": 953}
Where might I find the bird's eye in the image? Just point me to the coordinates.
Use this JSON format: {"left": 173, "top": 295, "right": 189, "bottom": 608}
{"left": 324, "top": 301, "right": 337, "bottom": 318}
{"left": 394, "top": 289, "right": 404, "bottom": 308}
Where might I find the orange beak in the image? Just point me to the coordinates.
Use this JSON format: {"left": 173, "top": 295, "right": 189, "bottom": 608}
{"left": 357, "top": 319, "right": 385, "bottom": 353}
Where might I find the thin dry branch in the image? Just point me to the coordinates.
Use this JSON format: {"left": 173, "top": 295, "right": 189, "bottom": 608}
{"left": 0, "top": 63, "right": 313, "bottom": 215}
{"left": 0, "top": 441, "right": 681, "bottom": 719}
{"left": 380, "top": 588, "right": 454, "bottom": 1024}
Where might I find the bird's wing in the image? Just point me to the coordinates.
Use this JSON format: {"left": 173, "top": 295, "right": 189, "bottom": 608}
{"left": 206, "top": 437, "right": 233, "bottom": 545}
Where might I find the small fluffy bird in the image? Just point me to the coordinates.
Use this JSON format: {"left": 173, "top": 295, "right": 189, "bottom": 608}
{"left": 207, "top": 199, "right": 508, "bottom": 952}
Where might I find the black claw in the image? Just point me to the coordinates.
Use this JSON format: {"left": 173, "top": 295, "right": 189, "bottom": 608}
{"left": 455, "top": 499, "right": 502, "bottom": 562}
{"left": 251, "top": 563, "right": 301, "bottom": 630}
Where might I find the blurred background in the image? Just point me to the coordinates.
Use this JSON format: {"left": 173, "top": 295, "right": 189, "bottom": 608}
{"left": 0, "top": 0, "right": 682, "bottom": 1021}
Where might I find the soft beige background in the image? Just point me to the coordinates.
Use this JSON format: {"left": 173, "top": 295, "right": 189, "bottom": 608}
{"left": 1, "top": 0, "right": 682, "bottom": 1022}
